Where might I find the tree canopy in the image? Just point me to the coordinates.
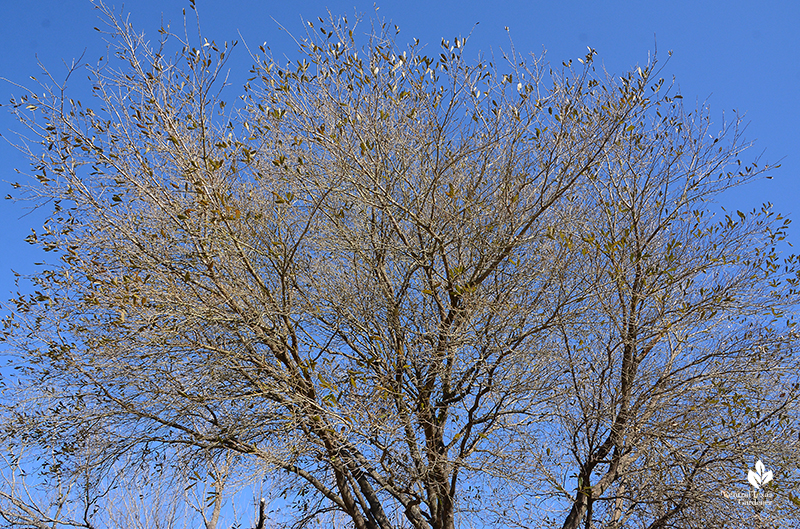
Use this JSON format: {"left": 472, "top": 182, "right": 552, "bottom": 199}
{"left": 1, "top": 4, "right": 799, "bottom": 529}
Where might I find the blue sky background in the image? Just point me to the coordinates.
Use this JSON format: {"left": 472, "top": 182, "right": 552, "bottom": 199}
{"left": 1, "top": 0, "right": 798, "bottom": 288}
{"left": 0, "top": 0, "right": 798, "bottom": 526}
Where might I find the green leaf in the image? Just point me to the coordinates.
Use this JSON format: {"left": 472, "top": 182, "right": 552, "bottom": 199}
{"left": 791, "top": 494, "right": 800, "bottom": 508}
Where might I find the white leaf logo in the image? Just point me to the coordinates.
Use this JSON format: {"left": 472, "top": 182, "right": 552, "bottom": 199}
{"left": 747, "top": 460, "right": 773, "bottom": 489}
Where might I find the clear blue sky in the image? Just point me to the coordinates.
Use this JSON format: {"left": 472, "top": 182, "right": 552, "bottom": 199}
{"left": 1, "top": 0, "right": 798, "bottom": 287}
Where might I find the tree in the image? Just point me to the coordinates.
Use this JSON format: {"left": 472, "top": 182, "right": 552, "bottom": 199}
{"left": 540, "top": 93, "right": 800, "bottom": 529}
{"left": 2, "top": 3, "right": 798, "bottom": 528}
{"left": 0, "top": 435, "right": 248, "bottom": 529}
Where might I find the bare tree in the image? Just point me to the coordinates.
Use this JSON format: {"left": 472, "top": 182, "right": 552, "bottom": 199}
{"left": 0, "top": 435, "right": 249, "bottom": 529}
{"left": 543, "top": 90, "right": 800, "bottom": 529}
{"left": 1, "top": 3, "right": 798, "bottom": 528}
